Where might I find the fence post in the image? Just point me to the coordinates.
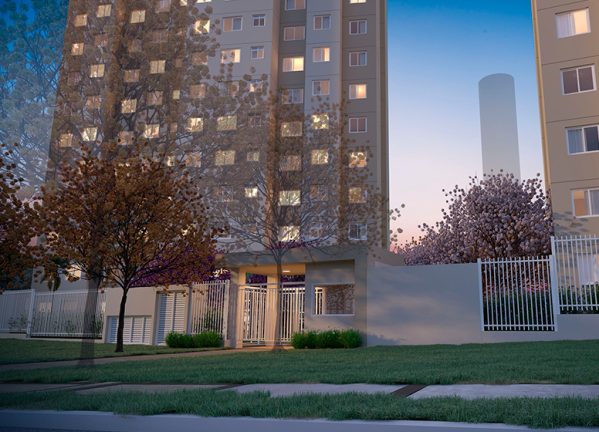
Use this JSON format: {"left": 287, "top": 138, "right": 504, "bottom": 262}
{"left": 222, "top": 281, "right": 229, "bottom": 341}
{"left": 26, "top": 289, "right": 36, "bottom": 338}
{"left": 477, "top": 258, "right": 484, "bottom": 331}
{"left": 550, "top": 237, "right": 560, "bottom": 331}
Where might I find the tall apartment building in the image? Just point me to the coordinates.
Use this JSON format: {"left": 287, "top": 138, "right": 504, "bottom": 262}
{"left": 532, "top": 0, "right": 599, "bottom": 236}
{"left": 48, "top": 0, "right": 390, "bottom": 249}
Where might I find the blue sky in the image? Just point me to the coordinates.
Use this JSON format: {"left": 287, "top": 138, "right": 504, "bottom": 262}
{"left": 387, "top": 0, "right": 544, "bottom": 245}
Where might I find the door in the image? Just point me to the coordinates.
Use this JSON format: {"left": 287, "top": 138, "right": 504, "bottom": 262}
{"left": 156, "top": 292, "right": 186, "bottom": 344}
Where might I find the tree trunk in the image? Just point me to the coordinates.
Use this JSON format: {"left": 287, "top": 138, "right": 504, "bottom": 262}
{"left": 115, "top": 289, "right": 128, "bottom": 353}
{"left": 273, "top": 259, "right": 283, "bottom": 347}
{"left": 77, "top": 277, "right": 101, "bottom": 367}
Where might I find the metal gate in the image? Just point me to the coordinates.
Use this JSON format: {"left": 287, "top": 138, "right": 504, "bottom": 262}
{"left": 188, "top": 280, "right": 229, "bottom": 338}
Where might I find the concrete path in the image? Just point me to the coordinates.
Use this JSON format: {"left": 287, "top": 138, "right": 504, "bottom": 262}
{"left": 409, "top": 384, "right": 599, "bottom": 400}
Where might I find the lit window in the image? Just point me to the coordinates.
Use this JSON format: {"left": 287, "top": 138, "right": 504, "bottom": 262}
{"left": 195, "top": 0, "right": 211, "bottom": 3}
{"left": 251, "top": 46, "right": 265, "bottom": 59}
{"left": 86, "top": 95, "right": 101, "bottom": 109}
{"left": 280, "top": 190, "right": 301, "bottom": 206}
{"left": 572, "top": 188, "right": 599, "bottom": 217}
{"left": 187, "top": 152, "right": 202, "bottom": 167}
{"left": 190, "top": 84, "right": 206, "bottom": 98}
{"left": 311, "top": 149, "right": 328, "bottom": 164}
{"left": 215, "top": 150, "right": 235, "bottom": 165}
{"left": 82, "top": 127, "right": 98, "bottom": 142}
{"left": 217, "top": 116, "right": 237, "bottom": 131}
{"left": 245, "top": 187, "right": 258, "bottom": 198}
{"left": 350, "top": 0, "right": 366, "bottom": 3}
{"left": 312, "top": 114, "right": 329, "bottom": 130}
{"left": 349, "top": 224, "right": 367, "bottom": 241}
{"left": 350, "top": 51, "right": 367, "bottom": 66}
{"left": 349, "top": 117, "right": 367, "bottom": 133}
{"left": 131, "top": 10, "right": 146, "bottom": 24}
{"left": 284, "top": 26, "right": 305, "bottom": 41}
{"left": 281, "top": 122, "right": 302, "bottom": 137}
{"left": 148, "top": 91, "right": 163, "bottom": 105}
{"left": 350, "top": 84, "right": 367, "bottom": 99}
{"left": 74, "top": 14, "right": 87, "bottom": 27}
{"left": 195, "top": 19, "right": 210, "bottom": 34}
{"left": 284, "top": 89, "right": 303, "bottom": 104}
{"left": 59, "top": 134, "right": 73, "bottom": 148}
{"left": 129, "top": 40, "right": 142, "bottom": 53}
{"left": 285, "top": 0, "right": 305, "bottom": 10}
{"left": 313, "top": 47, "right": 330, "bottom": 63}
{"left": 349, "top": 187, "right": 367, "bottom": 203}
{"left": 250, "top": 80, "right": 262, "bottom": 92}
{"left": 166, "top": 155, "right": 177, "bottom": 167}
{"left": 193, "top": 52, "right": 208, "bottom": 66}
{"left": 283, "top": 56, "right": 304, "bottom": 72}
{"left": 280, "top": 155, "right": 301, "bottom": 171}
{"left": 170, "top": 123, "right": 178, "bottom": 133}
{"left": 310, "top": 185, "right": 327, "bottom": 201}
{"left": 150, "top": 60, "right": 166, "bottom": 74}
{"left": 90, "top": 64, "right": 105, "bottom": 78}
{"left": 248, "top": 114, "right": 261, "bottom": 126}
{"left": 119, "top": 131, "right": 133, "bottom": 145}
{"left": 253, "top": 14, "right": 265, "bottom": 27}
{"left": 312, "top": 80, "right": 329, "bottom": 95}
{"left": 97, "top": 4, "right": 111, "bottom": 17}
{"left": 221, "top": 49, "right": 241, "bottom": 63}
{"left": 172, "top": 89, "right": 181, "bottom": 99}
{"left": 567, "top": 125, "right": 599, "bottom": 154}
{"left": 72, "top": 43, "right": 84, "bottom": 55}
{"left": 556, "top": 9, "right": 590, "bottom": 38}
{"left": 152, "top": 30, "right": 168, "bottom": 43}
{"left": 223, "top": 17, "right": 242, "bottom": 32}
{"left": 156, "top": 0, "right": 171, "bottom": 13}
{"left": 187, "top": 117, "right": 203, "bottom": 132}
{"left": 562, "top": 65, "right": 595, "bottom": 94}
{"left": 144, "top": 124, "right": 159, "bottom": 139}
{"left": 94, "top": 34, "right": 108, "bottom": 47}
{"left": 124, "top": 69, "right": 140, "bottom": 82}
{"left": 350, "top": 152, "right": 366, "bottom": 167}
{"left": 279, "top": 226, "right": 300, "bottom": 242}
{"left": 314, "top": 15, "right": 331, "bottom": 30}
{"left": 350, "top": 20, "right": 367, "bottom": 35}
{"left": 247, "top": 151, "right": 259, "bottom": 162}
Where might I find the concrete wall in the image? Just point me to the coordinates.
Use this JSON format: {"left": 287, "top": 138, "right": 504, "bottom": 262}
{"left": 366, "top": 263, "right": 599, "bottom": 346}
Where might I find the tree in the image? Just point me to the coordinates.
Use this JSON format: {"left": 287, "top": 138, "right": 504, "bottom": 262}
{"left": 38, "top": 141, "right": 218, "bottom": 352}
{"left": 396, "top": 172, "right": 553, "bottom": 265}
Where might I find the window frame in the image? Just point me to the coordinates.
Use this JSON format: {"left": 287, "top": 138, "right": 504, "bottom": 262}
{"left": 556, "top": 8, "right": 591, "bottom": 39}
{"left": 572, "top": 187, "right": 599, "bottom": 217}
{"left": 349, "top": 19, "right": 367, "bottom": 35}
{"left": 349, "top": 83, "right": 367, "bottom": 99}
{"left": 223, "top": 16, "right": 242, "bottom": 32}
{"left": 285, "top": 0, "right": 306, "bottom": 11}
{"left": 350, "top": 51, "right": 367, "bottom": 67}
{"left": 130, "top": 10, "right": 146, "bottom": 24}
{"left": 312, "top": 80, "right": 330, "bottom": 96}
{"left": 251, "top": 46, "right": 265, "bottom": 60}
{"left": 561, "top": 65, "right": 596, "bottom": 95}
{"left": 312, "top": 283, "right": 356, "bottom": 316}
{"left": 566, "top": 125, "right": 599, "bottom": 155}
{"left": 284, "top": 88, "right": 303, "bottom": 104}
{"left": 253, "top": 14, "right": 266, "bottom": 27}
{"left": 349, "top": 117, "right": 367, "bottom": 133}
{"left": 313, "top": 47, "right": 330, "bottom": 63}
{"left": 284, "top": 26, "right": 305, "bottom": 41}
{"left": 97, "top": 4, "right": 111, "bottom": 17}
{"left": 283, "top": 56, "right": 305, "bottom": 72}
{"left": 221, "top": 48, "right": 241, "bottom": 63}
{"left": 314, "top": 15, "right": 331, "bottom": 30}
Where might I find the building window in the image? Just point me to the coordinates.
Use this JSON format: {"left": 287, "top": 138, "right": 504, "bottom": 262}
{"left": 125, "top": 69, "right": 140, "bottom": 82}
{"left": 350, "top": 151, "right": 366, "bottom": 167}
{"left": 349, "top": 117, "right": 367, "bottom": 133}
{"left": 187, "top": 152, "right": 201, "bottom": 167}
{"left": 194, "top": 19, "right": 210, "bottom": 34}
{"left": 567, "top": 125, "right": 599, "bottom": 154}
{"left": 214, "top": 188, "right": 233, "bottom": 203}
{"left": 281, "top": 122, "right": 302, "bottom": 137}
{"left": 74, "top": 14, "right": 87, "bottom": 27}
{"left": 350, "top": 0, "right": 366, "bottom": 3}
{"left": 172, "top": 89, "right": 180, "bottom": 99}
{"left": 87, "top": 95, "right": 101, "bottom": 109}
{"left": 71, "top": 43, "right": 84, "bottom": 55}
{"left": 150, "top": 60, "right": 166, "bottom": 74}
{"left": 94, "top": 34, "right": 108, "bottom": 47}
{"left": 250, "top": 80, "right": 263, "bottom": 92}
{"left": 215, "top": 150, "right": 235, "bottom": 165}
{"left": 187, "top": 117, "right": 203, "bottom": 132}
{"left": 223, "top": 17, "right": 242, "bottom": 32}
{"left": 284, "top": 89, "right": 303, "bottom": 104}
{"left": 119, "top": 131, "right": 133, "bottom": 145}
{"left": 253, "top": 14, "right": 265, "bottom": 27}
{"left": 350, "top": 51, "right": 367, "bottom": 66}
{"left": 311, "top": 149, "right": 328, "bottom": 164}
{"left": 152, "top": 30, "right": 168, "bottom": 43}
{"left": 314, "top": 284, "right": 355, "bottom": 315}
{"left": 284, "top": 26, "right": 305, "bottom": 41}
{"left": 193, "top": 52, "right": 208, "bottom": 66}
{"left": 90, "top": 64, "right": 105, "bottom": 78}
{"left": 279, "top": 226, "right": 300, "bottom": 242}
{"left": 349, "top": 84, "right": 367, "bottom": 99}
{"left": 245, "top": 187, "right": 258, "bottom": 198}
{"left": 312, "top": 80, "right": 330, "bottom": 95}
{"left": 312, "top": 114, "right": 329, "bottom": 130}
{"left": 217, "top": 116, "right": 237, "bottom": 131}
{"left": 314, "top": 15, "right": 331, "bottom": 30}
{"left": 82, "top": 127, "right": 98, "bottom": 142}
{"left": 190, "top": 84, "right": 206, "bottom": 98}
{"left": 129, "top": 40, "right": 142, "bottom": 53}
{"left": 144, "top": 124, "right": 159, "bottom": 139}
{"left": 285, "top": 0, "right": 305, "bottom": 10}
{"left": 283, "top": 57, "right": 304, "bottom": 72}
{"left": 562, "top": 65, "right": 595, "bottom": 95}
{"left": 572, "top": 188, "right": 599, "bottom": 217}
{"left": 156, "top": 0, "right": 171, "bottom": 13}
{"left": 313, "top": 47, "right": 330, "bottom": 63}
{"left": 175, "top": 58, "right": 183, "bottom": 68}
{"left": 59, "top": 134, "right": 73, "bottom": 148}
{"left": 247, "top": 151, "right": 259, "bottom": 162}
{"left": 148, "top": 91, "right": 163, "bottom": 105}
{"left": 280, "top": 190, "right": 301, "bottom": 206}
{"left": 556, "top": 9, "right": 590, "bottom": 38}
{"left": 221, "top": 49, "right": 241, "bottom": 63}
{"left": 280, "top": 155, "right": 301, "bottom": 171}
{"left": 349, "top": 224, "right": 367, "bottom": 241}
{"left": 349, "top": 187, "right": 366, "bottom": 203}
{"left": 131, "top": 10, "right": 145, "bottom": 23}
{"left": 350, "top": 20, "right": 367, "bottom": 35}
{"left": 67, "top": 73, "right": 81, "bottom": 86}
{"left": 251, "top": 46, "right": 265, "bottom": 59}
{"left": 310, "top": 185, "right": 327, "bottom": 201}
{"left": 248, "top": 114, "right": 261, "bottom": 126}
{"left": 97, "top": 4, "right": 111, "bottom": 17}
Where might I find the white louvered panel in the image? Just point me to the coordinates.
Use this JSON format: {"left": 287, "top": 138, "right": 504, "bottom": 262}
{"left": 107, "top": 316, "right": 151, "bottom": 345}
{"left": 122, "top": 317, "right": 133, "bottom": 344}
{"left": 173, "top": 293, "right": 186, "bottom": 333}
{"left": 157, "top": 292, "right": 185, "bottom": 344}
{"left": 108, "top": 316, "right": 118, "bottom": 343}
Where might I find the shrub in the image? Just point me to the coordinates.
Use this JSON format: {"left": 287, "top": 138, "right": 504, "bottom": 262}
{"left": 339, "top": 328, "right": 362, "bottom": 348}
{"left": 291, "top": 329, "right": 362, "bottom": 349}
{"left": 165, "top": 331, "right": 222, "bottom": 348}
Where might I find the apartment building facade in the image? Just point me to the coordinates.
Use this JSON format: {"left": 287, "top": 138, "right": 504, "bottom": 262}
{"left": 532, "top": 0, "right": 599, "bottom": 236}
{"left": 48, "top": 0, "right": 390, "bottom": 249}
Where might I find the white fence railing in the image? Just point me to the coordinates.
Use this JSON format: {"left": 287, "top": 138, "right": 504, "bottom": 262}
{"left": 478, "top": 256, "right": 558, "bottom": 331}
{"left": 0, "top": 290, "right": 34, "bottom": 333}
{"left": 552, "top": 235, "right": 599, "bottom": 313}
{"left": 238, "top": 283, "right": 305, "bottom": 344}
{"left": 188, "top": 280, "right": 229, "bottom": 338}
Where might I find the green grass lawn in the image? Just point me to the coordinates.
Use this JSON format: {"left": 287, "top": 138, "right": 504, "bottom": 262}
{"left": 1, "top": 339, "right": 598, "bottom": 385}
{"left": 0, "top": 338, "right": 228, "bottom": 365}
{"left": 0, "top": 389, "right": 598, "bottom": 429}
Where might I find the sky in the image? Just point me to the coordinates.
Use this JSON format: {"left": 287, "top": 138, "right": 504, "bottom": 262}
{"left": 386, "top": 0, "right": 545, "bottom": 246}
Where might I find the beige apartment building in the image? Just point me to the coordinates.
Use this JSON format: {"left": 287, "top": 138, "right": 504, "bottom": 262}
{"left": 532, "top": 0, "right": 599, "bottom": 236}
